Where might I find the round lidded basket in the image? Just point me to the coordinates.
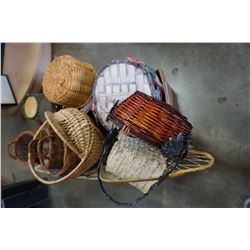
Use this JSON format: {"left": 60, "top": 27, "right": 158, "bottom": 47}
{"left": 42, "top": 55, "right": 96, "bottom": 108}
{"left": 28, "top": 108, "right": 104, "bottom": 184}
{"left": 93, "top": 58, "right": 163, "bottom": 130}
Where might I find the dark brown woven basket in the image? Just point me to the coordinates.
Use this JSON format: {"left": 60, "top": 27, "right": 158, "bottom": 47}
{"left": 108, "top": 91, "right": 193, "bottom": 147}
{"left": 7, "top": 131, "right": 34, "bottom": 164}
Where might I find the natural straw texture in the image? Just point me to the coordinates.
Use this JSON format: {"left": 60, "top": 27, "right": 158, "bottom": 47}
{"left": 101, "top": 132, "right": 214, "bottom": 193}
{"left": 7, "top": 131, "right": 34, "bottom": 164}
{"left": 28, "top": 108, "right": 103, "bottom": 184}
{"left": 108, "top": 91, "right": 193, "bottom": 146}
{"left": 42, "top": 55, "right": 96, "bottom": 108}
{"left": 30, "top": 121, "right": 66, "bottom": 173}
{"left": 36, "top": 133, "right": 79, "bottom": 177}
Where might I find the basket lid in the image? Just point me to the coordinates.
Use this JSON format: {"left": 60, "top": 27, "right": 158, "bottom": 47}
{"left": 42, "top": 55, "right": 97, "bottom": 108}
{"left": 45, "top": 108, "right": 98, "bottom": 159}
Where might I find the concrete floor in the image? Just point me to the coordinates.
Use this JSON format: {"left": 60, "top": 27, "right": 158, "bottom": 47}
{"left": 1, "top": 43, "right": 250, "bottom": 207}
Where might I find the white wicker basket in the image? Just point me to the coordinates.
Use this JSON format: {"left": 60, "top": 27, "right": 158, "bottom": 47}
{"left": 93, "top": 57, "right": 163, "bottom": 130}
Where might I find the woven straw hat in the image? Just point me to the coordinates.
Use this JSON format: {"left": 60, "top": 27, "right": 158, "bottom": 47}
{"left": 42, "top": 55, "right": 96, "bottom": 108}
{"left": 28, "top": 108, "right": 103, "bottom": 184}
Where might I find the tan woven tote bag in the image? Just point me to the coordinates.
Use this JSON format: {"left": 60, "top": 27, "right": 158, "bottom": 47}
{"left": 42, "top": 55, "right": 96, "bottom": 108}
{"left": 103, "top": 132, "right": 214, "bottom": 193}
{"left": 28, "top": 108, "right": 103, "bottom": 184}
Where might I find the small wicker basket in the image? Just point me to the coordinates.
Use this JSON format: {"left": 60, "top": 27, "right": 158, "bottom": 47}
{"left": 7, "top": 131, "right": 34, "bottom": 164}
{"left": 28, "top": 108, "right": 103, "bottom": 184}
{"left": 42, "top": 55, "right": 96, "bottom": 108}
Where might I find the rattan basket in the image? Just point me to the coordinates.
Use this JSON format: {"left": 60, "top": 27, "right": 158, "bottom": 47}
{"left": 93, "top": 57, "right": 163, "bottom": 130}
{"left": 35, "top": 122, "right": 76, "bottom": 176}
{"left": 108, "top": 91, "right": 193, "bottom": 147}
{"left": 28, "top": 108, "right": 103, "bottom": 184}
{"left": 7, "top": 131, "right": 34, "bottom": 164}
{"left": 42, "top": 55, "right": 96, "bottom": 108}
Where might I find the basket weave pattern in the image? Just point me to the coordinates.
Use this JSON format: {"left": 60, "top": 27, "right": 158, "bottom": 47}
{"left": 109, "top": 91, "right": 193, "bottom": 146}
{"left": 7, "top": 131, "right": 34, "bottom": 164}
{"left": 42, "top": 55, "right": 96, "bottom": 108}
{"left": 106, "top": 132, "right": 164, "bottom": 193}
{"left": 105, "top": 132, "right": 214, "bottom": 193}
{"left": 28, "top": 108, "right": 104, "bottom": 184}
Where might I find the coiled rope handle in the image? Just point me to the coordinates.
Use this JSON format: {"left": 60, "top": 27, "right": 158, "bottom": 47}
{"left": 97, "top": 128, "right": 180, "bottom": 207}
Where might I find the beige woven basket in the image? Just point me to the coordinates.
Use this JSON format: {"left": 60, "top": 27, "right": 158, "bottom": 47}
{"left": 28, "top": 108, "right": 103, "bottom": 184}
{"left": 100, "top": 132, "right": 214, "bottom": 193}
{"left": 42, "top": 55, "right": 96, "bottom": 108}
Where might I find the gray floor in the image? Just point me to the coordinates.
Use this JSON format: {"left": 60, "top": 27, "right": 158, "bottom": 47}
{"left": 1, "top": 43, "right": 250, "bottom": 207}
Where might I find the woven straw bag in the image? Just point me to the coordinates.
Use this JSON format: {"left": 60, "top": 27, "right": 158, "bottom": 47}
{"left": 96, "top": 91, "right": 193, "bottom": 205}
{"left": 28, "top": 108, "right": 103, "bottom": 184}
{"left": 7, "top": 131, "right": 34, "bottom": 164}
{"left": 72, "top": 147, "right": 214, "bottom": 182}
{"left": 101, "top": 132, "right": 214, "bottom": 193}
{"left": 42, "top": 55, "right": 96, "bottom": 108}
{"left": 93, "top": 57, "right": 163, "bottom": 130}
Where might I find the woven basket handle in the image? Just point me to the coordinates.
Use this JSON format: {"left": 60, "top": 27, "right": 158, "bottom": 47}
{"left": 7, "top": 140, "right": 17, "bottom": 160}
{"left": 28, "top": 139, "right": 84, "bottom": 185}
{"left": 97, "top": 128, "right": 179, "bottom": 207}
{"left": 37, "top": 136, "right": 54, "bottom": 170}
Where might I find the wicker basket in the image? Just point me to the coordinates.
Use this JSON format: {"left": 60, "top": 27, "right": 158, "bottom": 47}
{"left": 97, "top": 91, "right": 193, "bottom": 205}
{"left": 38, "top": 136, "right": 80, "bottom": 177}
{"left": 99, "top": 132, "right": 214, "bottom": 193}
{"left": 71, "top": 148, "right": 214, "bottom": 183}
{"left": 42, "top": 55, "right": 96, "bottom": 108}
{"left": 35, "top": 122, "right": 76, "bottom": 176}
{"left": 108, "top": 91, "right": 193, "bottom": 147}
{"left": 93, "top": 57, "right": 163, "bottom": 130}
{"left": 28, "top": 108, "right": 103, "bottom": 184}
{"left": 7, "top": 131, "right": 34, "bottom": 164}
